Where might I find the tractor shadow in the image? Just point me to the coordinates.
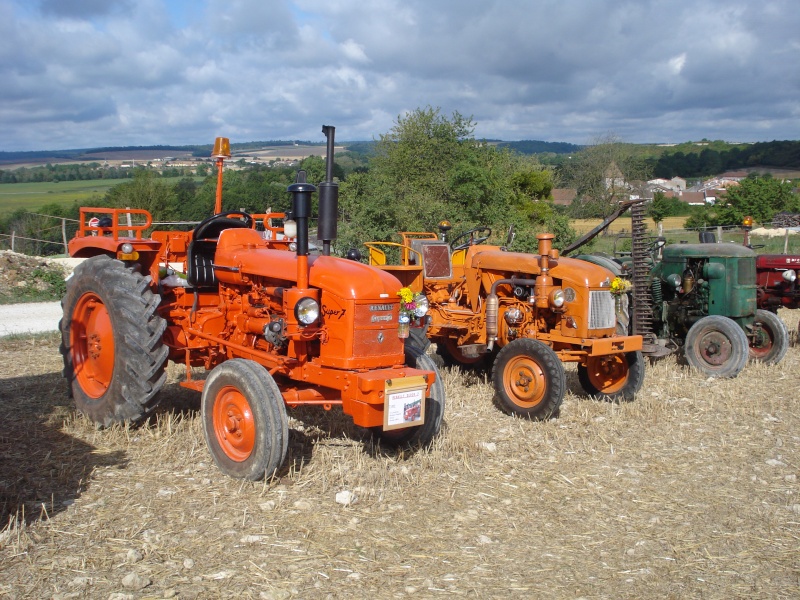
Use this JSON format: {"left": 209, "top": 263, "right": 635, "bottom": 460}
{"left": 0, "top": 371, "right": 126, "bottom": 528}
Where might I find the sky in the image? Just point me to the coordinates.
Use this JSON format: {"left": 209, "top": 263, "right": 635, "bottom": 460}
{"left": 1, "top": 0, "right": 799, "bottom": 151}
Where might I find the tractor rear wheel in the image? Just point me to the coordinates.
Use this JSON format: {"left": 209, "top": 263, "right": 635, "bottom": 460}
{"left": 684, "top": 315, "right": 748, "bottom": 378}
{"left": 373, "top": 344, "right": 445, "bottom": 448}
{"left": 749, "top": 309, "right": 788, "bottom": 365}
{"left": 201, "top": 359, "right": 289, "bottom": 480}
{"left": 492, "top": 338, "right": 565, "bottom": 419}
{"left": 60, "top": 255, "right": 168, "bottom": 426}
{"left": 577, "top": 350, "right": 644, "bottom": 402}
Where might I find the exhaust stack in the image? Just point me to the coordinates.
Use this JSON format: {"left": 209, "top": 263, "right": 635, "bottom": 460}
{"left": 317, "top": 125, "right": 339, "bottom": 256}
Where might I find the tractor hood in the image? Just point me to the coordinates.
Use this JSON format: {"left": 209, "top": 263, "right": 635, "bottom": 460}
{"left": 663, "top": 243, "right": 755, "bottom": 260}
{"left": 469, "top": 247, "right": 615, "bottom": 288}
{"left": 214, "top": 228, "right": 402, "bottom": 299}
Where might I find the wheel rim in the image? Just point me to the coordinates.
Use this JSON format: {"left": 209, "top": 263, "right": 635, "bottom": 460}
{"left": 585, "top": 354, "right": 629, "bottom": 394}
{"left": 71, "top": 292, "right": 115, "bottom": 398}
{"left": 502, "top": 355, "right": 547, "bottom": 408}
{"left": 692, "top": 330, "right": 733, "bottom": 366}
{"left": 213, "top": 386, "right": 256, "bottom": 462}
{"left": 749, "top": 324, "right": 774, "bottom": 359}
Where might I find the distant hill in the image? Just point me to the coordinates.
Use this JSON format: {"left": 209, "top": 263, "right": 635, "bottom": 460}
{"left": 497, "top": 140, "right": 584, "bottom": 155}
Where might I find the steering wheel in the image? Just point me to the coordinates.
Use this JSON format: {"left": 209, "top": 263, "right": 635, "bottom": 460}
{"left": 193, "top": 211, "right": 254, "bottom": 241}
{"left": 450, "top": 226, "right": 492, "bottom": 251}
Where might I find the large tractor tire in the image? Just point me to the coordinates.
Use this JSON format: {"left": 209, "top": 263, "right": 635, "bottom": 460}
{"left": 60, "top": 255, "right": 168, "bottom": 426}
{"left": 201, "top": 359, "right": 289, "bottom": 480}
{"left": 748, "top": 309, "right": 789, "bottom": 365}
{"left": 577, "top": 350, "right": 645, "bottom": 402}
{"left": 373, "top": 344, "right": 446, "bottom": 448}
{"left": 492, "top": 338, "right": 565, "bottom": 419}
{"left": 684, "top": 315, "right": 749, "bottom": 378}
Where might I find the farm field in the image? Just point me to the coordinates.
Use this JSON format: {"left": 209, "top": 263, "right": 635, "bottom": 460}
{"left": 0, "top": 177, "right": 204, "bottom": 214}
{"left": 571, "top": 216, "right": 688, "bottom": 235}
{"left": 1, "top": 311, "right": 799, "bottom": 599}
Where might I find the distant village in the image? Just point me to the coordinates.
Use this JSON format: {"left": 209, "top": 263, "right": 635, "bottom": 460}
{"left": 552, "top": 168, "right": 754, "bottom": 209}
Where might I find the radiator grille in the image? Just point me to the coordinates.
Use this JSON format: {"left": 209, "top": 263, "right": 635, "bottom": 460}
{"left": 588, "top": 290, "right": 616, "bottom": 330}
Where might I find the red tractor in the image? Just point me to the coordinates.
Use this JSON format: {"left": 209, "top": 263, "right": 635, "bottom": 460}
{"left": 60, "top": 126, "right": 445, "bottom": 480}
{"left": 741, "top": 216, "right": 800, "bottom": 312}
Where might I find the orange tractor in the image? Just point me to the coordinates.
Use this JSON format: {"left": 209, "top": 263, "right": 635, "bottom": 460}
{"left": 362, "top": 223, "right": 644, "bottom": 419}
{"left": 60, "top": 126, "right": 444, "bottom": 480}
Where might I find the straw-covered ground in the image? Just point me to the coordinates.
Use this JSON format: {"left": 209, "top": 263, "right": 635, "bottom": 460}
{"left": 1, "top": 311, "right": 799, "bottom": 599}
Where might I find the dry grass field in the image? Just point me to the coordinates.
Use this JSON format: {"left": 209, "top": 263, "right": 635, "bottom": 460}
{"left": 571, "top": 216, "right": 688, "bottom": 235}
{"left": 1, "top": 313, "right": 799, "bottom": 599}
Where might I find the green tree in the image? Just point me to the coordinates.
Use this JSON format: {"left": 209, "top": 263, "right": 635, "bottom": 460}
{"left": 561, "top": 133, "right": 651, "bottom": 219}
{"left": 104, "top": 170, "right": 177, "bottom": 222}
{"left": 714, "top": 174, "right": 800, "bottom": 226}
{"left": 648, "top": 191, "right": 671, "bottom": 224}
{"left": 337, "top": 106, "right": 571, "bottom": 252}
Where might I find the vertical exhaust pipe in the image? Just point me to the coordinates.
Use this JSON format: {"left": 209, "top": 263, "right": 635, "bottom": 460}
{"left": 288, "top": 170, "right": 315, "bottom": 289}
{"left": 317, "top": 125, "right": 339, "bottom": 257}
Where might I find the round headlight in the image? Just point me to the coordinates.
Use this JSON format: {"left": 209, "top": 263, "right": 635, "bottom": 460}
{"left": 294, "top": 297, "right": 320, "bottom": 325}
{"left": 121, "top": 243, "right": 134, "bottom": 254}
{"left": 549, "top": 289, "right": 566, "bottom": 308}
{"left": 782, "top": 269, "right": 797, "bottom": 283}
{"left": 413, "top": 293, "right": 429, "bottom": 317}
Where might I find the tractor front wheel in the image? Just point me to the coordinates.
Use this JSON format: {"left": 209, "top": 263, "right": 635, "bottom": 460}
{"left": 60, "top": 255, "right": 168, "bottom": 426}
{"left": 492, "top": 338, "right": 565, "bottom": 419}
{"left": 373, "top": 344, "right": 446, "bottom": 449}
{"left": 684, "top": 315, "right": 748, "bottom": 378}
{"left": 201, "top": 359, "right": 289, "bottom": 480}
{"left": 749, "top": 309, "right": 789, "bottom": 365}
{"left": 577, "top": 350, "right": 644, "bottom": 402}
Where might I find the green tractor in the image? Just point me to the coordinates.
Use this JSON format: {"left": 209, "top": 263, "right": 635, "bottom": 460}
{"left": 564, "top": 200, "right": 788, "bottom": 378}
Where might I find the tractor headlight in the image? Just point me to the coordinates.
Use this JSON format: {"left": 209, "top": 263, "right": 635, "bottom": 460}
{"left": 294, "top": 297, "right": 320, "bottom": 325}
{"left": 782, "top": 269, "right": 797, "bottom": 283}
{"left": 549, "top": 289, "right": 566, "bottom": 309}
{"left": 413, "top": 293, "right": 429, "bottom": 317}
{"left": 121, "top": 243, "right": 134, "bottom": 254}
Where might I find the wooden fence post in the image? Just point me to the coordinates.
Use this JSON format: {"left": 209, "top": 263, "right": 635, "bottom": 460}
{"left": 62, "top": 218, "right": 68, "bottom": 255}
{"left": 11, "top": 230, "right": 14, "bottom": 252}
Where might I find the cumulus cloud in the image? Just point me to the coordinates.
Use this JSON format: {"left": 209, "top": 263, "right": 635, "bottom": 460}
{"left": 1, "top": 0, "right": 798, "bottom": 150}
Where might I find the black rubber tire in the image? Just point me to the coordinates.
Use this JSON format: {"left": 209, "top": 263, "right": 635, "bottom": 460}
{"left": 407, "top": 326, "right": 431, "bottom": 355}
{"left": 684, "top": 315, "right": 749, "bottom": 378}
{"left": 60, "top": 255, "right": 168, "bottom": 426}
{"left": 373, "top": 345, "right": 446, "bottom": 448}
{"left": 435, "top": 338, "right": 496, "bottom": 371}
{"left": 201, "top": 359, "right": 289, "bottom": 480}
{"left": 748, "top": 309, "right": 789, "bottom": 365}
{"left": 577, "top": 350, "right": 645, "bottom": 402}
{"left": 491, "top": 338, "right": 565, "bottom": 419}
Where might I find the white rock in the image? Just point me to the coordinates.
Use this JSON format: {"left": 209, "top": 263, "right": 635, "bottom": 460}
{"left": 766, "top": 459, "right": 787, "bottom": 467}
{"left": 183, "top": 558, "right": 195, "bottom": 569}
{"left": 120, "top": 572, "right": 151, "bottom": 590}
{"left": 293, "top": 500, "right": 312, "bottom": 510}
{"left": 335, "top": 490, "right": 357, "bottom": 506}
{"left": 479, "top": 442, "right": 497, "bottom": 452}
{"left": 125, "top": 549, "right": 143, "bottom": 564}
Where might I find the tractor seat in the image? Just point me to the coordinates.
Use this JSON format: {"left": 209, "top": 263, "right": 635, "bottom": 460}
{"left": 187, "top": 216, "right": 251, "bottom": 288}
